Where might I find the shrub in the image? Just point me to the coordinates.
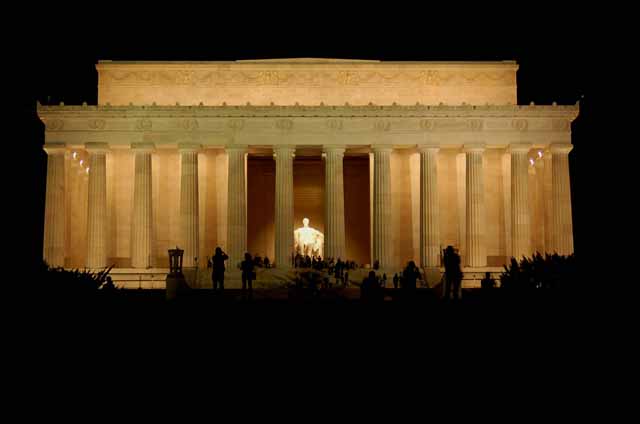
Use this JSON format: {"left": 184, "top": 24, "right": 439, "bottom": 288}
{"left": 35, "top": 261, "right": 115, "bottom": 298}
{"left": 500, "top": 253, "right": 577, "bottom": 292}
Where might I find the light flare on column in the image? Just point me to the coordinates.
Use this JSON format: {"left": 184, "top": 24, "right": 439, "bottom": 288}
{"left": 86, "top": 143, "right": 109, "bottom": 269}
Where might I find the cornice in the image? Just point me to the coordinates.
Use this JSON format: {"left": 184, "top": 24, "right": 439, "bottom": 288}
{"left": 37, "top": 103, "right": 580, "bottom": 120}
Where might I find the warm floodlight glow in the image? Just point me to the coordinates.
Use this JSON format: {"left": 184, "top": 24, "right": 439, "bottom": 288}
{"left": 80, "top": 159, "right": 84, "bottom": 166}
{"left": 538, "top": 151, "right": 543, "bottom": 158}
{"left": 72, "top": 152, "right": 77, "bottom": 159}
{"left": 529, "top": 158, "right": 535, "bottom": 166}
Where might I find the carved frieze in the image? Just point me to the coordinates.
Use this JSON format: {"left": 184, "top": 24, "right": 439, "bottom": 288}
{"left": 100, "top": 69, "right": 516, "bottom": 88}
{"left": 435, "top": 120, "right": 469, "bottom": 130}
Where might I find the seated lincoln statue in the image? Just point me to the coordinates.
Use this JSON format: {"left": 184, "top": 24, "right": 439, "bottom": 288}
{"left": 294, "top": 218, "right": 324, "bottom": 258}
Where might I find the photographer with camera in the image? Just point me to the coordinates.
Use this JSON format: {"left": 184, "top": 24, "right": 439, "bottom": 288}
{"left": 443, "top": 245, "right": 463, "bottom": 300}
{"left": 211, "top": 246, "right": 228, "bottom": 293}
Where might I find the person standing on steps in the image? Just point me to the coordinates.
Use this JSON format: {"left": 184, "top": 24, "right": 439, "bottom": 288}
{"left": 211, "top": 246, "right": 228, "bottom": 293}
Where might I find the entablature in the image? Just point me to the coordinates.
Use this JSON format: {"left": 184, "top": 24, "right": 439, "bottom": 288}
{"left": 38, "top": 103, "right": 578, "bottom": 148}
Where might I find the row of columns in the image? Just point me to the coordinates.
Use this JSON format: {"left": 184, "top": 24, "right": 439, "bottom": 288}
{"left": 42, "top": 143, "right": 574, "bottom": 270}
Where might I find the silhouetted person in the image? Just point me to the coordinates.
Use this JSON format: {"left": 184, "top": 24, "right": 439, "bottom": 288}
{"left": 360, "top": 271, "right": 382, "bottom": 302}
{"left": 211, "top": 247, "right": 228, "bottom": 292}
{"left": 344, "top": 271, "right": 349, "bottom": 287}
{"left": 403, "top": 261, "right": 420, "bottom": 292}
{"left": 264, "top": 256, "right": 271, "bottom": 269}
{"left": 481, "top": 271, "right": 496, "bottom": 291}
{"left": 103, "top": 276, "right": 115, "bottom": 291}
{"left": 241, "top": 252, "right": 255, "bottom": 294}
{"left": 393, "top": 273, "right": 399, "bottom": 289}
{"left": 443, "top": 246, "right": 463, "bottom": 300}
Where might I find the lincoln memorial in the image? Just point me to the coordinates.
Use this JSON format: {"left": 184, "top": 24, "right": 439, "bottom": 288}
{"left": 37, "top": 58, "right": 578, "bottom": 288}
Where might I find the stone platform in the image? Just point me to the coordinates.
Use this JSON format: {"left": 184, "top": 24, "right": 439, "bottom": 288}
{"left": 108, "top": 266, "right": 504, "bottom": 289}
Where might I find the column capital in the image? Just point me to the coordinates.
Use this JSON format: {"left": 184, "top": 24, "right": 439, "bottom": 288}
{"left": 85, "top": 142, "right": 110, "bottom": 154}
{"left": 43, "top": 143, "right": 67, "bottom": 155}
{"left": 549, "top": 143, "right": 573, "bottom": 154}
{"left": 508, "top": 143, "right": 532, "bottom": 154}
{"left": 131, "top": 142, "right": 155, "bottom": 153}
{"left": 371, "top": 144, "right": 394, "bottom": 153}
{"left": 273, "top": 145, "right": 296, "bottom": 159}
{"left": 463, "top": 143, "right": 486, "bottom": 153}
{"left": 178, "top": 142, "right": 201, "bottom": 153}
{"left": 322, "top": 145, "right": 345, "bottom": 154}
{"left": 417, "top": 144, "right": 440, "bottom": 153}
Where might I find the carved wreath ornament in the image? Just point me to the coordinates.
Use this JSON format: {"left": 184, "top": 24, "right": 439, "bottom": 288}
{"left": 467, "top": 119, "right": 483, "bottom": 131}
{"left": 227, "top": 119, "right": 245, "bottom": 131}
{"left": 181, "top": 119, "right": 199, "bottom": 131}
{"left": 88, "top": 119, "right": 106, "bottom": 130}
{"left": 326, "top": 119, "right": 343, "bottom": 131}
{"left": 552, "top": 119, "right": 570, "bottom": 132}
{"left": 374, "top": 120, "right": 390, "bottom": 132}
{"left": 419, "top": 119, "right": 435, "bottom": 131}
{"left": 512, "top": 119, "right": 528, "bottom": 132}
{"left": 275, "top": 119, "right": 293, "bottom": 131}
{"left": 135, "top": 119, "right": 152, "bottom": 131}
{"left": 46, "top": 119, "right": 64, "bottom": 131}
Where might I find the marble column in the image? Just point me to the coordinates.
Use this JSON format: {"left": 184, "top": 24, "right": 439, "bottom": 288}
{"left": 373, "top": 146, "right": 393, "bottom": 269}
{"left": 324, "top": 146, "right": 346, "bottom": 261}
{"left": 464, "top": 144, "right": 486, "bottom": 267}
{"left": 85, "top": 143, "right": 109, "bottom": 269}
{"left": 550, "top": 144, "right": 574, "bottom": 255}
{"left": 226, "top": 146, "right": 247, "bottom": 269}
{"left": 43, "top": 143, "right": 66, "bottom": 267}
{"left": 510, "top": 144, "right": 532, "bottom": 259}
{"left": 179, "top": 143, "right": 200, "bottom": 267}
{"left": 131, "top": 143, "right": 154, "bottom": 269}
{"left": 274, "top": 146, "right": 295, "bottom": 268}
{"left": 419, "top": 145, "right": 440, "bottom": 268}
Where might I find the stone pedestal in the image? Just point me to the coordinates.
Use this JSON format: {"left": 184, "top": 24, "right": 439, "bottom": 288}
{"left": 166, "top": 273, "right": 190, "bottom": 300}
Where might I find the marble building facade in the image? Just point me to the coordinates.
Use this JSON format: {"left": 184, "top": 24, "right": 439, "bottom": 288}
{"left": 38, "top": 59, "right": 578, "bottom": 287}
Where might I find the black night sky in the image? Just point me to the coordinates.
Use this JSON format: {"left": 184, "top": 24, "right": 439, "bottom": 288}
{"left": 19, "top": 7, "right": 594, "bottom": 274}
